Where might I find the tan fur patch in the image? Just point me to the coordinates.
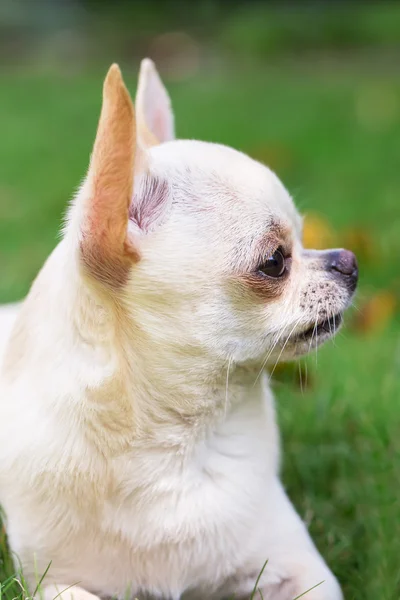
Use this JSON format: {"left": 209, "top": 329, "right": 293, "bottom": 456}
{"left": 82, "top": 372, "right": 136, "bottom": 457}
{"left": 237, "top": 272, "right": 287, "bottom": 301}
{"left": 80, "top": 65, "right": 138, "bottom": 288}
{"left": 234, "top": 221, "right": 292, "bottom": 301}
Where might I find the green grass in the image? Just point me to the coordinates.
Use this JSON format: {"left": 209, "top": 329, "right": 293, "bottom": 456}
{"left": 0, "top": 60, "right": 400, "bottom": 599}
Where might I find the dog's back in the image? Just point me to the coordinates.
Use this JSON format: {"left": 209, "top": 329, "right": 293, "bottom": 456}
{"left": 0, "top": 304, "right": 20, "bottom": 366}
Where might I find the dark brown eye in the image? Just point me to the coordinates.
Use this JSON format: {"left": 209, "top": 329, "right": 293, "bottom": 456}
{"left": 259, "top": 248, "right": 286, "bottom": 278}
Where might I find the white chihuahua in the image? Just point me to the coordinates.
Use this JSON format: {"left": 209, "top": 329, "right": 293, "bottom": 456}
{"left": 0, "top": 61, "right": 357, "bottom": 600}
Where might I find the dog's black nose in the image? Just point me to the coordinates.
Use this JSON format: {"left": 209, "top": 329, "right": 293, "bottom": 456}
{"left": 328, "top": 249, "right": 358, "bottom": 289}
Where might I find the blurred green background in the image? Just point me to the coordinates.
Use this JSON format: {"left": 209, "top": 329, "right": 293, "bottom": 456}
{"left": 1, "top": 1, "right": 400, "bottom": 599}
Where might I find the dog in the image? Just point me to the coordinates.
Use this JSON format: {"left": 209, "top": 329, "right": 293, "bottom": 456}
{"left": 0, "top": 60, "right": 358, "bottom": 600}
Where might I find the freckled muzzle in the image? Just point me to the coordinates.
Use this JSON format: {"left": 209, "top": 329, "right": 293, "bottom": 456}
{"left": 289, "top": 248, "right": 359, "bottom": 349}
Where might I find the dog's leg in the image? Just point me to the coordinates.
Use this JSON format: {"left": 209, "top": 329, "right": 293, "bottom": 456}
{"left": 216, "top": 480, "right": 343, "bottom": 600}
{"left": 39, "top": 584, "right": 101, "bottom": 600}
{"left": 232, "top": 559, "right": 342, "bottom": 600}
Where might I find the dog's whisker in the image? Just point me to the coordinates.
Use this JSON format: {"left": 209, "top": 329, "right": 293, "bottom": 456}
{"left": 253, "top": 306, "right": 295, "bottom": 388}
{"left": 308, "top": 306, "right": 319, "bottom": 354}
{"left": 304, "top": 360, "right": 308, "bottom": 391}
{"left": 350, "top": 300, "right": 362, "bottom": 315}
{"left": 308, "top": 302, "right": 320, "bottom": 363}
{"left": 314, "top": 302, "right": 320, "bottom": 367}
{"left": 224, "top": 356, "right": 233, "bottom": 417}
{"left": 269, "top": 317, "right": 303, "bottom": 381}
{"left": 325, "top": 300, "right": 337, "bottom": 348}
{"left": 326, "top": 302, "right": 333, "bottom": 336}
{"left": 252, "top": 327, "right": 286, "bottom": 387}
{"left": 298, "top": 361, "right": 304, "bottom": 395}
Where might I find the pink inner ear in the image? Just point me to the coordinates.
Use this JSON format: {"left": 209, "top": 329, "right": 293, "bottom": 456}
{"left": 129, "top": 175, "right": 169, "bottom": 233}
{"left": 153, "top": 108, "right": 166, "bottom": 143}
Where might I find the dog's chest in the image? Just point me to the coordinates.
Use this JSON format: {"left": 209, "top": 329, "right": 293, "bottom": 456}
{"left": 2, "top": 381, "right": 278, "bottom": 599}
{"left": 80, "top": 396, "right": 278, "bottom": 597}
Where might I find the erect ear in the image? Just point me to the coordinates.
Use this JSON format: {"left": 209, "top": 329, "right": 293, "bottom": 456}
{"left": 75, "top": 64, "right": 170, "bottom": 289}
{"left": 78, "top": 64, "right": 137, "bottom": 287}
{"left": 135, "top": 58, "right": 175, "bottom": 147}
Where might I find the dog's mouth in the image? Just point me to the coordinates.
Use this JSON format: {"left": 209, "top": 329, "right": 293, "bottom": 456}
{"left": 294, "top": 312, "right": 343, "bottom": 343}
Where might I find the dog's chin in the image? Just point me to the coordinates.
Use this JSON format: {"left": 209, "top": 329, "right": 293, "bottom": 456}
{"left": 278, "top": 312, "right": 344, "bottom": 361}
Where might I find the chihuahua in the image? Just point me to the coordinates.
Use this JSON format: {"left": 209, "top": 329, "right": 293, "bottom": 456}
{"left": 0, "top": 60, "right": 357, "bottom": 600}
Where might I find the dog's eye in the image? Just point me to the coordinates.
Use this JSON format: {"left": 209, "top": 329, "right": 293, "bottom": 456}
{"left": 259, "top": 247, "right": 286, "bottom": 278}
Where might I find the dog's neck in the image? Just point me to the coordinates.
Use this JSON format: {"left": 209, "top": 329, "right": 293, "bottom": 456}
{"left": 92, "top": 305, "right": 263, "bottom": 452}
{"left": 80, "top": 304, "right": 263, "bottom": 453}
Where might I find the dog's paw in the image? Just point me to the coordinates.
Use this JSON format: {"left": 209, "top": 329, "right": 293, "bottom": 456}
{"left": 258, "top": 571, "right": 343, "bottom": 600}
{"left": 39, "top": 584, "right": 101, "bottom": 600}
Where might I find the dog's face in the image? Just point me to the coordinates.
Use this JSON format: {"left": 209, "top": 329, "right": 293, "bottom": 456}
{"left": 72, "top": 61, "right": 358, "bottom": 369}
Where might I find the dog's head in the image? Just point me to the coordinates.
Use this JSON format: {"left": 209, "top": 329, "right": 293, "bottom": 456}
{"left": 69, "top": 61, "right": 357, "bottom": 368}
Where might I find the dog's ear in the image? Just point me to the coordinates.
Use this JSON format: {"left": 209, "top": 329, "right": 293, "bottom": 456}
{"left": 78, "top": 64, "right": 137, "bottom": 287}
{"left": 75, "top": 64, "right": 170, "bottom": 288}
{"left": 135, "top": 58, "right": 175, "bottom": 147}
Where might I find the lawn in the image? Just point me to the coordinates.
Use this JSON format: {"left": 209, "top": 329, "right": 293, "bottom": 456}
{"left": 0, "top": 60, "right": 400, "bottom": 599}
